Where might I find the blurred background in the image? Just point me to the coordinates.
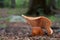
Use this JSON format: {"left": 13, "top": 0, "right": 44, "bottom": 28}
{"left": 0, "top": 0, "right": 29, "bottom": 16}
{"left": 0, "top": 0, "right": 60, "bottom": 16}
{"left": 0, "top": 0, "right": 60, "bottom": 28}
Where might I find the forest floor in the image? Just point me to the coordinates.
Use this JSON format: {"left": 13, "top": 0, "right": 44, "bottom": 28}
{"left": 0, "top": 8, "right": 60, "bottom": 40}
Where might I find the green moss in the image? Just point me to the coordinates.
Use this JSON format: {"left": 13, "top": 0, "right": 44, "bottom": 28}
{"left": 0, "top": 24, "right": 7, "bottom": 28}
{"left": 47, "top": 16, "right": 56, "bottom": 22}
{"left": 16, "top": 0, "right": 29, "bottom": 8}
